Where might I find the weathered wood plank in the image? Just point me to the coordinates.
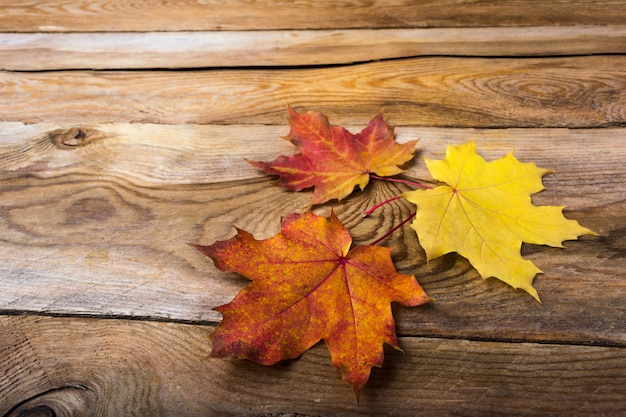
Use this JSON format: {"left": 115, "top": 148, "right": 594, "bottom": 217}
{"left": 1, "top": 315, "right": 624, "bottom": 416}
{"left": 2, "top": 0, "right": 626, "bottom": 32}
{"left": 1, "top": 123, "right": 623, "bottom": 196}
{"left": 1, "top": 56, "right": 626, "bottom": 127}
{"left": 3, "top": 26, "right": 626, "bottom": 70}
{"left": 1, "top": 123, "right": 623, "bottom": 345}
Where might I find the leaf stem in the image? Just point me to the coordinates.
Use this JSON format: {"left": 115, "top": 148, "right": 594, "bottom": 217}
{"left": 363, "top": 195, "right": 403, "bottom": 217}
{"left": 363, "top": 175, "right": 429, "bottom": 245}
{"left": 364, "top": 175, "right": 432, "bottom": 216}
{"left": 370, "top": 174, "right": 432, "bottom": 190}
{"left": 368, "top": 212, "right": 416, "bottom": 247}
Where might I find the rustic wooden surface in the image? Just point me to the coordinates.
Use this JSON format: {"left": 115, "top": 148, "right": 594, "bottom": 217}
{"left": 1, "top": 1, "right": 625, "bottom": 416}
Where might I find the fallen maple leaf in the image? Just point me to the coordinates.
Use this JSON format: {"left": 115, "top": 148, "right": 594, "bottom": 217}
{"left": 403, "top": 141, "right": 596, "bottom": 301}
{"left": 248, "top": 107, "right": 418, "bottom": 205}
{"left": 193, "top": 211, "right": 431, "bottom": 396}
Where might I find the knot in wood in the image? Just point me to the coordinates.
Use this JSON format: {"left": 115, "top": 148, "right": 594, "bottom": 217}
{"left": 16, "top": 405, "right": 55, "bottom": 417}
{"left": 5, "top": 385, "right": 93, "bottom": 417}
{"left": 47, "top": 127, "right": 108, "bottom": 150}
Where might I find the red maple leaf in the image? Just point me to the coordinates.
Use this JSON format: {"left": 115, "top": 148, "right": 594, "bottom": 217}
{"left": 248, "top": 108, "right": 418, "bottom": 204}
{"left": 194, "top": 211, "right": 431, "bottom": 396}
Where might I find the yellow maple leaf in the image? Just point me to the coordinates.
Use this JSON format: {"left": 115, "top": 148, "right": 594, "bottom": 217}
{"left": 403, "top": 141, "right": 596, "bottom": 301}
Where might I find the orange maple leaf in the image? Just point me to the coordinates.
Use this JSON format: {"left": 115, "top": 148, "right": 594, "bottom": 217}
{"left": 248, "top": 107, "right": 418, "bottom": 205}
{"left": 194, "top": 211, "right": 431, "bottom": 396}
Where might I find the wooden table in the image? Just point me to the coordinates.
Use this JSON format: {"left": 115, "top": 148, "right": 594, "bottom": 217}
{"left": 1, "top": 2, "right": 625, "bottom": 416}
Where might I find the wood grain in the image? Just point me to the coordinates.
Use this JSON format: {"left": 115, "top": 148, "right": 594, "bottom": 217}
{"left": 2, "top": 56, "right": 626, "bottom": 127}
{"left": 2, "top": 0, "right": 626, "bottom": 31}
{"left": 1, "top": 123, "right": 623, "bottom": 345}
{"left": 2, "top": 2, "right": 626, "bottom": 414}
{"left": 1, "top": 315, "right": 624, "bottom": 416}
{"left": 3, "top": 26, "right": 626, "bottom": 70}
